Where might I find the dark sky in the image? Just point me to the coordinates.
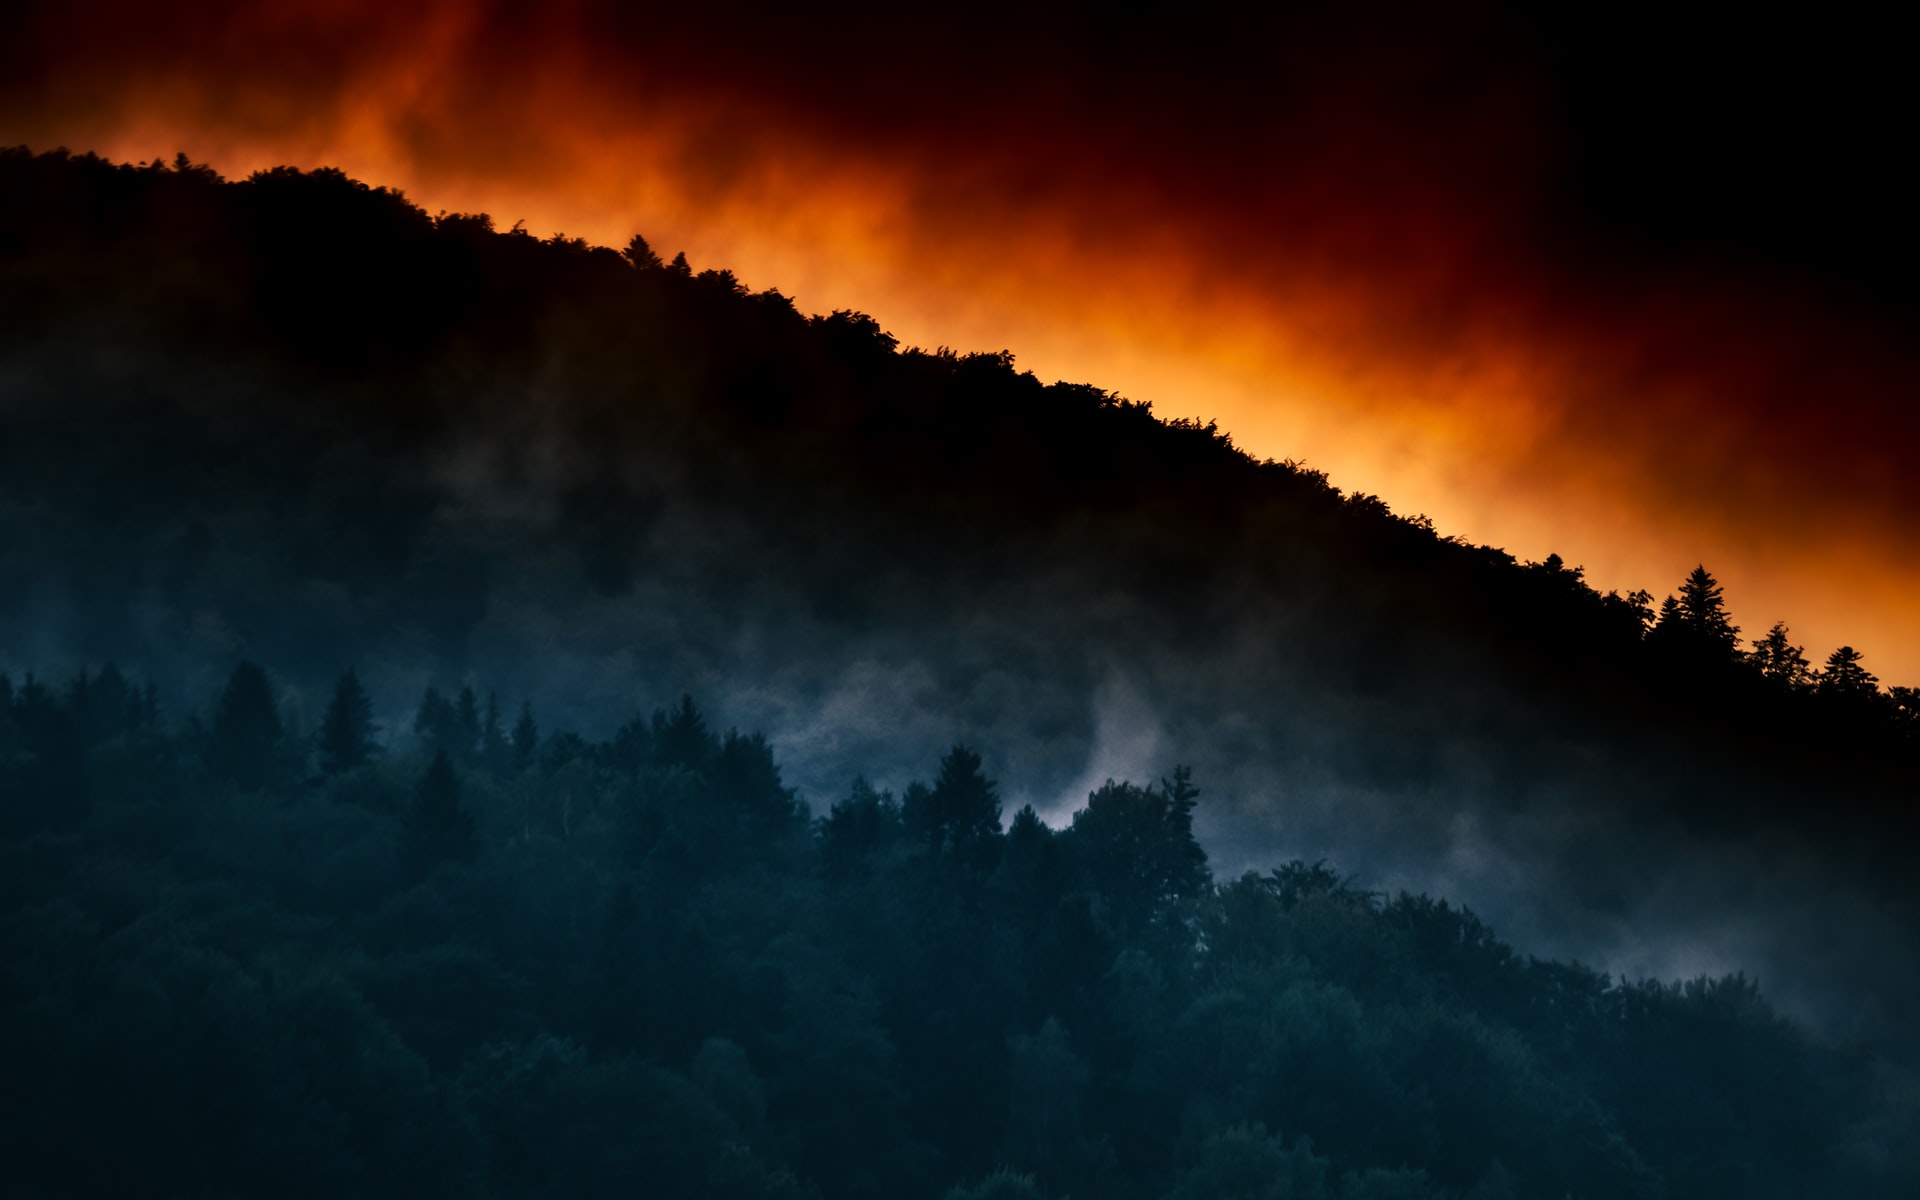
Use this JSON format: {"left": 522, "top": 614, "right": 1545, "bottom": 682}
{"left": 4, "top": 0, "right": 1917, "bottom": 680}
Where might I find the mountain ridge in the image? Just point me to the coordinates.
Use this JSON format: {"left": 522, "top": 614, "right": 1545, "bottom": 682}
{"left": 2, "top": 146, "right": 1916, "bottom": 1048}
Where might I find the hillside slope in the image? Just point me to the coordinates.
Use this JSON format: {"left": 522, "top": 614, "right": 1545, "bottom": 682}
{"left": 2, "top": 147, "right": 1916, "bottom": 1044}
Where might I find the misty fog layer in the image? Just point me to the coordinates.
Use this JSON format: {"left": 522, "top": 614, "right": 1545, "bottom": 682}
{"left": 16, "top": 669, "right": 1911, "bottom": 1197}
{"left": 3, "top": 149, "right": 1917, "bottom": 1050}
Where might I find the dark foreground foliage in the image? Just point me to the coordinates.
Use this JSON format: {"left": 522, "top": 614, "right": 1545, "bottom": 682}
{"left": 1, "top": 667, "right": 1911, "bottom": 1199}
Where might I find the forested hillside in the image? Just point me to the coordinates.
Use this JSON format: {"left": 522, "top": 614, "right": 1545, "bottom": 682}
{"left": 1, "top": 666, "right": 1906, "bottom": 1197}
{"left": 3, "top": 147, "right": 1919, "bottom": 1191}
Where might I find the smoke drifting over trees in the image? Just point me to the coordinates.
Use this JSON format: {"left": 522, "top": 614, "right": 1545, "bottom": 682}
{"left": 3, "top": 148, "right": 1919, "bottom": 1191}
{"left": 3, "top": 667, "right": 1911, "bottom": 1196}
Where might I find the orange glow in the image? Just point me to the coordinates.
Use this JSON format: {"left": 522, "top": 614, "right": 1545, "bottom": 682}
{"left": 5, "top": 1, "right": 1917, "bottom": 683}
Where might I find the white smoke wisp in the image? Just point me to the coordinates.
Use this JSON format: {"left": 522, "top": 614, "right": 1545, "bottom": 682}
{"left": 1038, "top": 669, "right": 1170, "bottom": 828}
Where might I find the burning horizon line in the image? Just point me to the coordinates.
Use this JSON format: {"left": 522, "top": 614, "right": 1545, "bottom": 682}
{"left": 7, "top": 125, "right": 1919, "bottom": 688}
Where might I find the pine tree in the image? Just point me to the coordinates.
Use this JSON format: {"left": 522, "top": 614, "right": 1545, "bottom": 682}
{"left": 1625, "top": 588, "right": 1657, "bottom": 635}
{"left": 405, "top": 749, "right": 474, "bottom": 874}
{"left": 415, "top": 685, "right": 482, "bottom": 760}
{"left": 652, "top": 694, "right": 712, "bottom": 770}
{"left": 7, "top": 673, "right": 86, "bottom": 824}
{"left": 318, "top": 668, "right": 377, "bottom": 775}
{"left": 1748, "top": 622, "right": 1811, "bottom": 689}
{"left": 1676, "top": 565, "right": 1740, "bottom": 655}
{"left": 454, "top": 686, "right": 482, "bottom": 760}
{"left": 821, "top": 777, "right": 902, "bottom": 881}
{"left": 73, "top": 664, "right": 131, "bottom": 746}
{"left": 622, "top": 233, "right": 663, "bottom": 270}
{"left": 917, "top": 744, "right": 1002, "bottom": 857}
{"left": 209, "top": 661, "right": 281, "bottom": 790}
{"left": 712, "top": 729, "right": 800, "bottom": 838}
{"left": 511, "top": 701, "right": 539, "bottom": 772}
{"left": 900, "top": 781, "right": 936, "bottom": 846}
{"left": 414, "top": 686, "right": 454, "bottom": 749}
{"left": 1818, "top": 646, "right": 1879, "bottom": 698}
{"left": 1650, "top": 594, "right": 1683, "bottom": 641}
{"left": 1159, "top": 765, "right": 1212, "bottom": 900}
{"left": 65, "top": 669, "right": 91, "bottom": 746}
{"left": 481, "top": 691, "right": 510, "bottom": 775}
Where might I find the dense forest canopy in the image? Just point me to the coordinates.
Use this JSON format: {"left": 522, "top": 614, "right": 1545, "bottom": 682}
{"left": 2, "top": 664, "right": 1913, "bottom": 1197}
{"left": 3, "top": 147, "right": 1919, "bottom": 1193}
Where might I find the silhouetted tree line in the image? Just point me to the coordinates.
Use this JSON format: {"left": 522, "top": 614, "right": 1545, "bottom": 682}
{"left": 1634, "top": 563, "right": 1918, "bottom": 751}
{"left": 1, "top": 659, "right": 1913, "bottom": 1198}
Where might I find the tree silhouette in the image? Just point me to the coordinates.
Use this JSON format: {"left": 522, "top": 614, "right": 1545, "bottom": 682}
{"left": 651, "top": 695, "right": 712, "bottom": 771}
{"left": 820, "top": 777, "right": 902, "bottom": 882}
{"left": 480, "top": 692, "right": 510, "bottom": 775}
{"left": 2, "top": 671, "right": 86, "bottom": 827}
{"left": 1890, "top": 687, "right": 1920, "bottom": 739}
{"left": 511, "top": 701, "right": 539, "bottom": 772}
{"left": 1067, "top": 770, "right": 1210, "bottom": 935}
{"left": 1748, "top": 621, "right": 1811, "bottom": 689}
{"left": 208, "top": 661, "right": 281, "bottom": 789}
{"left": 907, "top": 744, "right": 1002, "bottom": 857}
{"left": 405, "top": 749, "right": 474, "bottom": 873}
{"left": 998, "top": 803, "right": 1058, "bottom": 902}
{"left": 455, "top": 687, "right": 482, "bottom": 759}
{"left": 414, "top": 687, "right": 455, "bottom": 752}
{"left": 414, "top": 686, "right": 480, "bottom": 762}
{"left": 1654, "top": 594, "right": 1682, "bottom": 631}
{"left": 713, "top": 729, "right": 800, "bottom": 834}
{"left": 1675, "top": 564, "right": 1740, "bottom": 655}
{"left": 1164, "top": 766, "right": 1204, "bottom": 863}
{"left": 318, "top": 668, "right": 377, "bottom": 774}
{"left": 1818, "top": 646, "right": 1879, "bottom": 698}
{"left": 622, "top": 233, "right": 663, "bottom": 270}
{"left": 70, "top": 664, "right": 132, "bottom": 747}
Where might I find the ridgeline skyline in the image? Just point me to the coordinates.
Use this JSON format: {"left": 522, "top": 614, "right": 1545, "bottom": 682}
{"left": 3, "top": 0, "right": 1916, "bottom": 682}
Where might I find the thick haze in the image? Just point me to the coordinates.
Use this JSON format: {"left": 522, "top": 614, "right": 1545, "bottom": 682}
{"left": 4, "top": 0, "right": 1916, "bottom": 683}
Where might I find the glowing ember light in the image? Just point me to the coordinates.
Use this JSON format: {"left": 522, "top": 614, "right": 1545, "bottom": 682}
{"left": 4, "top": 0, "right": 1916, "bottom": 683}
